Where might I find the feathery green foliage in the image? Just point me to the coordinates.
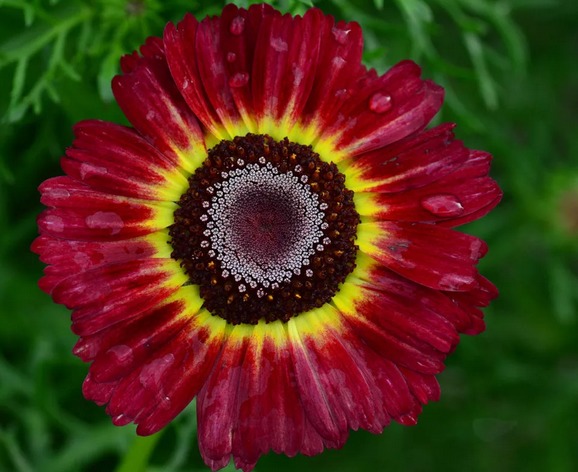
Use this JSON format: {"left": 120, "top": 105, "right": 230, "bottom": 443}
{"left": 1, "top": 0, "right": 577, "bottom": 471}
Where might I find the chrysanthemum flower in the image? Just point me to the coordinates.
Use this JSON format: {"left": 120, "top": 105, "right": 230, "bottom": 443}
{"left": 33, "top": 3, "right": 501, "bottom": 471}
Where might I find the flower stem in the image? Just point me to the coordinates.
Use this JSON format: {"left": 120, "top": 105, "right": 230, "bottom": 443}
{"left": 115, "top": 431, "right": 164, "bottom": 472}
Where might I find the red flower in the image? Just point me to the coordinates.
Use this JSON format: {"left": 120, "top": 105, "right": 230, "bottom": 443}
{"left": 33, "top": 4, "right": 501, "bottom": 471}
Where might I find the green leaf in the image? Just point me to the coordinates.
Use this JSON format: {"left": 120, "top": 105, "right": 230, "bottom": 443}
{"left": 394, "top": 0, "right": 435, "bottom": 58}
{"left": 98, "top": 49, "right": 122, "bottom": 103}
{"left": 463, "top": 31, "right": 498, "bottom": 109}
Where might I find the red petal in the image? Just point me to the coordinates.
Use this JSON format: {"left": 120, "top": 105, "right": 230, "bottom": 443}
{"left": 368, "top": 176, "right": 502, "bottom": 225}
{"left": 359, "top": 221, "right": 486, "bottom": 291}
{"left": 32, "top": 235, "right": 160, "bottom": 294}
{"left": 323, "top": 61, "right": 444, "bottom": 156}
{"left": 193, "top": 12, "right": 247, "bottom": 133}
{"left": 301, "top": 18, "right": 365, "bottom": 130}
{"left": 443, "top": 275, "right": 498, "bottom": 335}
{"left": 61, "top": 120, "right": 188, "bottom": 200}
{"left": 70, "top": 282, "right": 177, "bottom": 337}
{"left": 83, "top": 373, "right": 116, "bottom": 406}
{"left": 163, "top": 14, "right": 225, "bottom": 138}
{"left": 134, "top": 322, "right": 223, "bottom": 435}
{"left": 297, "top": 324, "right": 390, "bottom": 434}
{"left": 287, "top": 325, "right": 347, "bottom": 445}
{"left": 334, "top": 320, "right": 422, "bottom": 423}
{"left": 361, "top": 263, "right": 484, "bottom": 335}
{"left": 120, "top": 36, "right": 166, "bottom": 73}
{"left": 164, "top": 5, "right": 280, "bottom": 136}
{"left": 112, "top": 49, "right": 204, "bottom": 172}
{"left": 37, "top": 177, "right": 170, "bottom": 241}
{"left": 85, "top": 299, "right": 188, "bottom": 381}
{"left": 344, "top": 123, "right": 467, "bottom": 193}
{"left": 216, "top": 4, "right": 272, "bottom": 129}
{"left": 232, "top": 333, "right": 305, "bottom": 463}
{"left": 333, "top": 285, "right": 446, "bottom": 374}
{"left": 251, "top": 8, "right": 323, "bottom": 127}
{"left": 400, "top": 368, "right": 441, "bottom": 404}
{"left": 33, "top": 233, "right": 157, "bottom": 282}
{"left": 49, "top": 258, "right": 175, "bottom": 312}
{"left": 436, "top": 151, "right": 503, "bottom": 227}
{"left": 364, "top": 286, "right": 459, "bottom": 353}
{"left": 197, "top": 333, "right": 249, "bottom": 467}
{"left": 96, "top": 319, "right": 222, "bottom": 435}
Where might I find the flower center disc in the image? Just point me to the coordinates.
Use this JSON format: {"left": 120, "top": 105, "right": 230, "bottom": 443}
{"left": 169, "top": 134, "right": 360, "bottom": 325}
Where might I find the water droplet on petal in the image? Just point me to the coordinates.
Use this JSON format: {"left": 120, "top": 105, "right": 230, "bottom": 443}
{"left": 271, "top": 37, "right": 288, "bottom": 52}
{"left": 49, "top": 188, "right": 70, "bottom": 199}
{"left": 229, "top": 72, "right": 249, "bottom": 88}
{"left": 369, "top": 93, "right": 392, "bottom": 113}
{"left": 332, "top": 56, "right": 347, "bottom": 69}
{"left": 73, "top": 252, "right": 92, "bottom": 270}
{"left": 226, "top": 52, "right": 237, "bottom": 63}
{"left": 80, "top": 163, "right": 108, "bottom": 180}
{"left": 439, "top": 273, "right": 475, "bottom": 291}
{"left": 45, "top": 215, "right": 64, "bottom": 232}
{"left": 159, "top": 395, "right": 171, "bottom": 409}
{"left": 332, "top": 27, "right": 351, "bottom": 45}
{"left": 421, "top": 194, "right": 465, "bottom": 217}
{"left": 139, "top": 354, "right": 175, "bottom": 390}
{"left": 292, "top": 65, "right": 304, "bottom": 86}
{"left": 85, "top": 211, "right": 124, "bottom": 235}
{"left": 469, "top": 238, "right": 485, "bottom": 260}
{"left": 106, "top": 344, "right": 134, "bottom": 368}
{"left": 230, "top": 16, "right": 245, "bottom": 35}
{"left": 335, "top": 88, "right": 351, "bottom": 99}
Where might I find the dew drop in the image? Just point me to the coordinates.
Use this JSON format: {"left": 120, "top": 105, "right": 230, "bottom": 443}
{"left": 73, "top": 252, "right": 92, "bottom": 270}
{"left": 49, "top": 188, "right": 70, "bottom": 199}
{"left": 45, "top": 215, "right": 64, "bottom": 232}
{"left": 229, "top": 72, "right": 249, "bottom": 88}
{"left": 469, "top": 238, "right": 485, "bottom": 260}
{"left": 292, "top": 65, "right": 304, "bottom": 86}
{"left": 106, "top": 345, "right": 134, "bottom": 368}
{"left": 230, "top": 16, "right": 245, "bottom": 35}
{"left": 85, "top": 211, "right": 124, "bottom": 235}
{"left": 80, "top": 163, "right": 108, "bottom": 180}
{"left": 421, "top": 194, "right": 465, "bottom": 217}
{"left": 271, "top": 37, "right": 288, "bottom": 52}
{"left": 439, "top": 273, "right": 474, "bottom": 291}
{"left": 335, "top": 88, "right": 351, "bottom": 99}
{"left": 227, "top": 52, "right": 237, "bottom": 63}
{"left": 369, "top": 93, "right": 392, "bottom": 113}
{"left": 332, "top": 56, "right": 347, "bottom": 69}
{"left": 332, "top": 27, "right": 351, "bottom": 45}
{"left": 139, "top": 354, "right": 175, "bottom": 390}
{"left": 160, "top": 395, "right": 171, "bottom": 409}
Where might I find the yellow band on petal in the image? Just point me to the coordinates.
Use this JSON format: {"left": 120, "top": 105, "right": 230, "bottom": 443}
{"left": 289, "top": 303, "right": 343, "bottom": 340}
{"left": 331, "top": 280, "right": 372, "bottom": 319}
{"left": 148, "top": 200, "right": 179, "bottom": 229}
{"left": 154, "top": 167, "right": 191, "bottom": 201}
{"left": 356, "top": 220, "right": 389, "bottom": 255}
{"left": 191, "top": 308, "right": 228, "bottom": 338}
{"left": 353, "top": 192, "right": 381, "bottom": 217}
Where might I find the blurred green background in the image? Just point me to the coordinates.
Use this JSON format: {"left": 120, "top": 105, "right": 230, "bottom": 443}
{"left": 1, "top": 0, "right": 577, "bottom": 471}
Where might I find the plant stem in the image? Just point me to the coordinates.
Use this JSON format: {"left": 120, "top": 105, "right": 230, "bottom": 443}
{"left": 115, "top": 430, "right": 165, "bottom": 472}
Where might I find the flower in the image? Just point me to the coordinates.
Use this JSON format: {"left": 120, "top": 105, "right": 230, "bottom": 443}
{"left": 33, "top": 3, "right": 502, "bottom": 471}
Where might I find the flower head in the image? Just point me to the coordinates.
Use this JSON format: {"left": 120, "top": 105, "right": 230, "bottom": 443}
{"left": 33, "top": 4, "right": 501, "bottom": 471}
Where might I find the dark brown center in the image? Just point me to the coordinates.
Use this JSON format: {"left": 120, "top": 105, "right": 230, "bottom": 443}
{"left": 169, "top": 134, "right": 359, "bottom": 325}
